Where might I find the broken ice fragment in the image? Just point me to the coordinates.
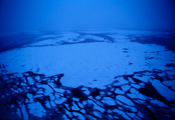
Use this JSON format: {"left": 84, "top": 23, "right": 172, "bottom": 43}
{"left": 101, "top": 97, "right": 116, "bottom": 106}
{"left": 138, "top": 82, "right": 170, "bottom": 106}
{"left": 150, "top": 79, "right": 175, "bottom": 101}
{"left": 27, "top": 77, "right": 35, "bottom": 85}
{"left": 116, "top": 95, "right": 135, "bottom": 106}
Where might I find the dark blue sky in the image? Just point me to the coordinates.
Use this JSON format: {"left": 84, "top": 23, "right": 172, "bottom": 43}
{"left": 0, "top": 0, "right": 175, "bottom": 33}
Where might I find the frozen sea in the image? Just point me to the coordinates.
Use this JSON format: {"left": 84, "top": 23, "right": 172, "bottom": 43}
{"left": 0, "top": 29, "right": 175, "bottom": 120}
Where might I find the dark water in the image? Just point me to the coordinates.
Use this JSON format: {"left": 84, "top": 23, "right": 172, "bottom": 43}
{"left": 1, "top": 31, "right": 175, "bottom": 53}
{"left": 0, "top": 33, "right": 39, "bottom": 53}
{"left": 129, "top": 32, "right": 175, "bottom": 52}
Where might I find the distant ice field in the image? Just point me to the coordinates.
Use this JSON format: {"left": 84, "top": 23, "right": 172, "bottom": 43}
{"left": 0, "top": 30, "right": 175, "bottom": 88}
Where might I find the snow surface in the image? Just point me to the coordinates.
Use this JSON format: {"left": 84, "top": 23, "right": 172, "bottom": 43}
{"left": 0, "top": 30, "right": 174, "bottom": 89}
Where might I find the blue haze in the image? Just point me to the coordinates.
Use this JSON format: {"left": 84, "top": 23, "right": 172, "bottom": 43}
{"left": 0, "top": 0, "right": 175, "bottom": 33}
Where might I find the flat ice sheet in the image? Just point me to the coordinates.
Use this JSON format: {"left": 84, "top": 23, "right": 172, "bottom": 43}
{"left": 0, "top": 33, "right": 174, "bottom": 88}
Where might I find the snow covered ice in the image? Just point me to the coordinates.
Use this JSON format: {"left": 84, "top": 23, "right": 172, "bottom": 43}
{"left": 0, "top": 30, "right": 175, "bottom": 120}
